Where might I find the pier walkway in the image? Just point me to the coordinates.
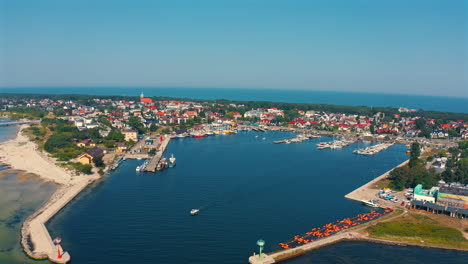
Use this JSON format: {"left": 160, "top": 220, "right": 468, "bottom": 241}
{"left": 145, "top": 135, "right": 171, "bottom": 172}
{"left": 22, "top": 179, "right": 93, "bottom": 263}
{"left": 249, "top": 160, "right": 411, "bottom": 264}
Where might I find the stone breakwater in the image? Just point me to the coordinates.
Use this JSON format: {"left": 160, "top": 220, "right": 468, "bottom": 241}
{"left": 20, "top": 180, "right": 93, "bottom": 263}
{"left": 0, "top": 124, "right": 99, "bottom": 263}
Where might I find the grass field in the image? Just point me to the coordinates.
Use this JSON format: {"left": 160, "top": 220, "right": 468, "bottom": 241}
{"left": 367, "top": 212, "right": 468, "bottom": 249}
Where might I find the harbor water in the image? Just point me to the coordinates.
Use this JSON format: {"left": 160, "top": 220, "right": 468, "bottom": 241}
{"left": 43, "top": 131, "right": 466, "bottom": 263}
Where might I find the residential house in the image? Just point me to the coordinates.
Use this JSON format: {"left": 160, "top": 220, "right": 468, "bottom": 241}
{"left": 78, "top": 147, "right": 104, "bottom": 165}
{"left": 122, "top": 129, "right": 138, "bottom": 142}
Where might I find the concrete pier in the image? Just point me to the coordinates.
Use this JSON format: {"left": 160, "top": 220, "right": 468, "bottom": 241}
{"left": 248, "top": 159, "right": 411, "bottom": 263}
{"left": 21, "top": 180, "right": 92, "bottom": 263}
{"left": 344, "top": 159, "right": 409, "bottom": 203}
{"left": 145, "top": 135, "right": 171, "bottom": 172}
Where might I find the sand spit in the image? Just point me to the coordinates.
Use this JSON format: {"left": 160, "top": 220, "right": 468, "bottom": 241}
{"left": 0, "top": 125, "right": 100, "bottom": 262}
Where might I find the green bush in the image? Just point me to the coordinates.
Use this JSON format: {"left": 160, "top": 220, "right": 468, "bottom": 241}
{"left": 69, "top": 162, "right": 92, "bottom": 174}
{"left": 44, "top": 133, "right": 74, "bottom": 152}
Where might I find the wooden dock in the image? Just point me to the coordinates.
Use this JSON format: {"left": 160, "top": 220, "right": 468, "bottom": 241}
{"left": 145, "top": 136, "right": 171, "bottom": 172}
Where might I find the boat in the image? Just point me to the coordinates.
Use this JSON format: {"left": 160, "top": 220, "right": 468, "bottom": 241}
{"left": 190, "top": 209, "right": 200, "bottom": 215}
{"left": 157, "top": 157, "right": 169, "bottom": 171}
{"left": 136, "top": 166, "right": 141, "bottom": 172}
{"left": 362, "top": 199, "right": 379, "bottom": 207}
{"left": 169, "top": 154, "right": 176, "bottom": 168}
{"left": 175, "top": 134, "right": 186, "bottom": 138}
{"left": 136, "top": 156, "right": 142, "bottom": 160}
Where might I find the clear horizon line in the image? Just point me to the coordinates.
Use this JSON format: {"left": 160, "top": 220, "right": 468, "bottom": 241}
{"left": 1, "top": 86, "right": 467, "bottom": 99}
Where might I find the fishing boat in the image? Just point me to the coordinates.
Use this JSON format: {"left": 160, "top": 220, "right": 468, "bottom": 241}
{"left": 362, "top": 199, "right": 379, "bottom": 207}
{"left": 190, "top": 209, "right": 199, "bottom": 215}
{"left": 169, "top": 154, "right": 176, "bottom": 168}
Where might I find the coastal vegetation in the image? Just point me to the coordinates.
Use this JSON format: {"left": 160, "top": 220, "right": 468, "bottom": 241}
{"left": 368, "top": 212, "right": 468, "bottom": 249}
{"left": 2, "top": 93, "right": 468, "bottom": 122}
{"left": 388, "top": 141, "right": 468, "bottom": 190}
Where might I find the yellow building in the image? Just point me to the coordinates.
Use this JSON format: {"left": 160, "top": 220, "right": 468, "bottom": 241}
{"left": 122, "top": 129, "right": 138, "bottom": 142}
{"left": 77, "top": 147, "right": 104, "bottom": 165}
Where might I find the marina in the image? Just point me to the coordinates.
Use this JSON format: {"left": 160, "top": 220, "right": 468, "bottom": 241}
{"left": 44, "top": 131, "right": 414, "bottom": 264}
{"left": 144, "top": 135, "right": 171, "bottom": 172}
{"left": 273, "top": 134, "right": 319, "bottom": 144}
{"left": 316, "top": 138, "right": 358, "bottom": 149}
{"left": 353, "top": 143, "right": 395, "bottom": 155}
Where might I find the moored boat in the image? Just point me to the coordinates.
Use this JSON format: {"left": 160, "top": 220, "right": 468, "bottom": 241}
{"left": 362, "top": 199, "right": 379, "bottom": 207}
{"left": 169, "top": 154, "right": 176, "bottom": 168}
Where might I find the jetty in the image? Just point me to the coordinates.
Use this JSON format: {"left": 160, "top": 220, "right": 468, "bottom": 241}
{"left": 345, "top": 159, "right": 409, "bottom": 204}
{"left": 21, "top": 180, "right": 94, "bottom": 263}
{"left": 145, "top": 135, "right": 171, "bottom": 172}
{"left": 249, "top": 209, "right": 397, "bottom": 264}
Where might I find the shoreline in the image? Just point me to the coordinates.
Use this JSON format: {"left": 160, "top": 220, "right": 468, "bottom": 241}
{"left": 0, "top": 124, "right": 100, "bottom": 263}
{"left": 250, "top": 158, "right": 467, "bottom": 263}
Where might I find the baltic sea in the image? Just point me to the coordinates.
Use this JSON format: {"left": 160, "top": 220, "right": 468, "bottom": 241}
{"left": 1, "top": 89, "right": 467, "bottom": 264}
{"left": 1, "top": 87, "right": 467, "bottom": 113}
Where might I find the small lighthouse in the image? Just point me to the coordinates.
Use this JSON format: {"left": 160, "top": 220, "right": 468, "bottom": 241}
{"left": 49, "top": 237, "right": 71, "bottom": 263}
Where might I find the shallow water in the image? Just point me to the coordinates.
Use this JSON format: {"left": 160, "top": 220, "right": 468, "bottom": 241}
{"left": 0, "top": 122, "right": 56, "bottom": 264}
{"left": 0, "top": 172, "right": 55, "bottom": 264}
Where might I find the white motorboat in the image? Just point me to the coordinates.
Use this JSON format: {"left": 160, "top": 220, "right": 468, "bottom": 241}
{"left": 362, "top": 199, "right": 379, "bottom": 207}
{"left": 190, "top": 209, "right": 200, "bottom": 215}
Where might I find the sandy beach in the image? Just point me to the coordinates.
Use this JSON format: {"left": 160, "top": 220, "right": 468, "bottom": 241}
{"left": 0, "top": 124, "right": 100, "bottom": 262}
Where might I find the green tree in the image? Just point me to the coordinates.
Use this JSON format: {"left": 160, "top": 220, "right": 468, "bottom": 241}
{"left": 93, "top": 155, "right": 105, "bottom": 168}
{"left": 415, "top": 118, "right": 426, "bottom": 130}
{"left": 106, "top": 129, "right": 125, "bottom": 142}
{"left": 149, "top": 123, "right": 158, "bottom": 132}
{"left": 44, "top": 133, "right": 74, "bottom": 153}
{"left": 409, "top": 142, "right": 421, "bottom": 168}
{"left": 103, "top": 140, "right": 116, "bottom": 148}
{"left": 127, "top": 116, "right": 146, "bottom": 134}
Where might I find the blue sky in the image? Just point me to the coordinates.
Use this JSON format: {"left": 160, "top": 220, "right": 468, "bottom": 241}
{"left": 0, "top": 0, "right": 466, "bottom": 97}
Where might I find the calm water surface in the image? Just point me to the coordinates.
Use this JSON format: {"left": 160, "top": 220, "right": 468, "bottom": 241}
{"left": 0, "top": 121, "right": 56, "bottom": 264}
{"left": 1, "top": 87, "right": 467, "bottom": 113}
{"left": 45, "top": 131, "right": 466, "bottom": 263}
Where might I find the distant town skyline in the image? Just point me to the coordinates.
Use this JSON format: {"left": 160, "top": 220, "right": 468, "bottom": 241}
{"left": 1, "top": 0, "right": 466, "bottom": 97}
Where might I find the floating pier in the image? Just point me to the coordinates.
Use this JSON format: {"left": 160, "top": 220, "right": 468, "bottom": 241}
{"left": 353, "top": 142, "right": 394, "bottom": 155}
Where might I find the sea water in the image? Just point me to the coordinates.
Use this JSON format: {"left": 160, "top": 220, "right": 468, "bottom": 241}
{"left": 1, "top": 87, "right": 467, "bottom": 113}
